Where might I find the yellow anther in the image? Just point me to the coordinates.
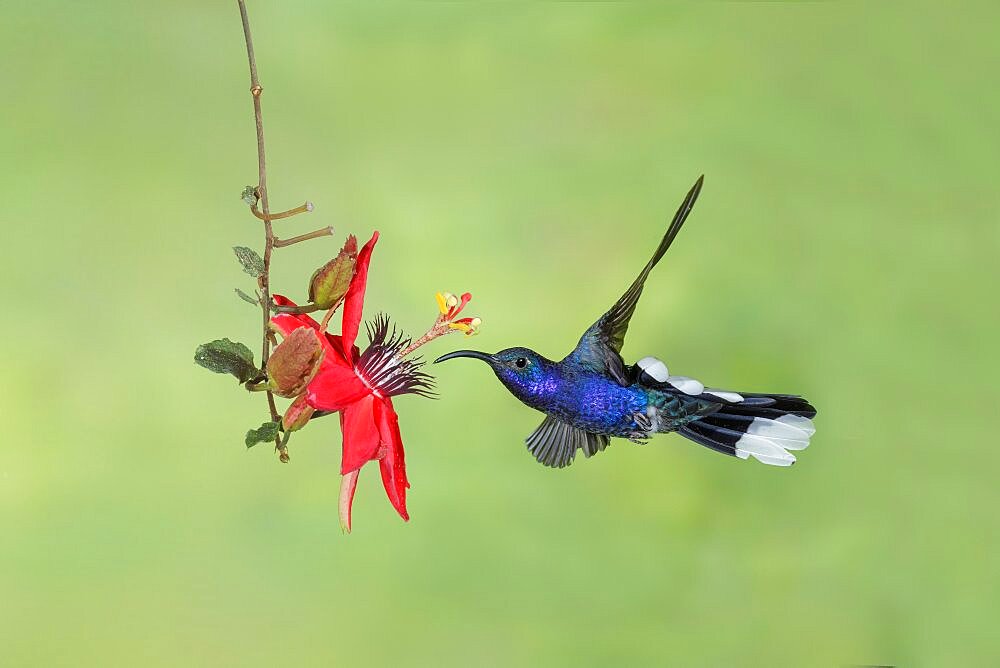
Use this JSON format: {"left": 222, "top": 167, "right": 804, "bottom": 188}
{"left": 435, "top": 292, "right": 448, "bottom": 314}
{"left": 448, "top": 317, "right": 482, "bottom": 336}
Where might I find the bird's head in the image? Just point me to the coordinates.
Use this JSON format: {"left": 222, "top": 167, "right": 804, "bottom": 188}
{"left": 434, "top": 346, "right": 557, "bottom": 408}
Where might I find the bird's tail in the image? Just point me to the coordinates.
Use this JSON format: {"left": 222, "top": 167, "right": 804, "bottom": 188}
{"left": 678, "top": 392, "right": 816, "bottom": 466}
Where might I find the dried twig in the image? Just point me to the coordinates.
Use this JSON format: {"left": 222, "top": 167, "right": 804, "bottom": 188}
{"left": 274, "top": 226, "right": 335, "bottom": 248}
{"left": 237, "top": 0, "right": 285, "bottom": 460}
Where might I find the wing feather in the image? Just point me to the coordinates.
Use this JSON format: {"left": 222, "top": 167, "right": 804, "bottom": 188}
{"left": 570, "top": 176, "right": 704, "bottom": 385}
{"left": 525, "top": 416, "right": 610, "bottom": 468}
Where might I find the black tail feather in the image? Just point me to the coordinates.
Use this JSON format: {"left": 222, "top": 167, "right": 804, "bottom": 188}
{"left": 680, "top": 420, "right": 738, "bottom": 456}
{"left": 678, "top": 392, "right": 816, "bottom": 466}
{"left": 718, "top": 393, "right": 816, "bottom": 417}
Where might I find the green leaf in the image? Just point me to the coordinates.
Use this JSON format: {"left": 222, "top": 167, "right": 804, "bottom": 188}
{"left": 194, "top": 338, "right": 258, "bottom": 383}
{"left": 235, "top": 288, "right": 259, "bottom": 305}
{"left": 233, "top": 246, "right": 265, "bottom": 278}
{"left": 246, "top": 420, "right": 281, "bottom": 448}
{"left": 241, "top": 185, "right": 258, "bottom": 206}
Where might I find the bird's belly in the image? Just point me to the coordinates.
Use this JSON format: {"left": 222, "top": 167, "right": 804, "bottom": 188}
{"left": 548, "top": 378, "right": 648, "bottom": 436}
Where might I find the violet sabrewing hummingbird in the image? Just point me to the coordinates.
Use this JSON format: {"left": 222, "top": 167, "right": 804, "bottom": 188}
{"left": 435, "top": 176, "right": 816, "bottom": 468}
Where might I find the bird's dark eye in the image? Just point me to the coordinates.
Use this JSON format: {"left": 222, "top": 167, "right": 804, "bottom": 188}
{"left": 514, "top": 357, "right": 528, "bottom": 369}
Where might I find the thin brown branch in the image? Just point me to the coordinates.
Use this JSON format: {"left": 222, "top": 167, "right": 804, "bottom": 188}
{"left": 274, "top": 226, "right": 335, "bottom": 248}
{"left": 237, "top": 0, "right": 284, "bottom": 460}
{"left": 251, "top": 201, "right": 314, "bottom": 222}
{"left": 273, "top": 303, "right": 322, "bottom": 315}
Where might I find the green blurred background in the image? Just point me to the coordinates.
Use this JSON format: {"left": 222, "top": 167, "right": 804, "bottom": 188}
{"left": 2, "top": 2, "right": 998, "bottom": 665}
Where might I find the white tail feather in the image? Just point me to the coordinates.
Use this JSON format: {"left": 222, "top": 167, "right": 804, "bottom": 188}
{"left": 736, "top": 416, "right": 814, "bottom": 466}
{"left": 704, "top": 389, "right": 744, "bottom": 403}
{"left": 667, "top": 375, "right": 704, "bottom": 395}
{"left": 776, "top": 414, "right": 815, "bottom": 436}
{"left": 741, "top": 451, "right": 796, "bottom": 467}
{"left": 746, "top": 418, "right": 807, "bottom": 439}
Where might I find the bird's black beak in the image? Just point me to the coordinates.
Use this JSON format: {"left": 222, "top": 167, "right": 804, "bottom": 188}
{"left": 434, "top": 350, "right": 495, "bottom": 365}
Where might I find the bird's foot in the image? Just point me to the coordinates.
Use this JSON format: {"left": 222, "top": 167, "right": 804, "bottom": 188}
{"left": 626, "top": 419, "right": 651, "bottom": 444}
{"left": 629, "top": 412, "right": 654, "bottom": 444}
{"left": 632, "top": 411, "right": 653, "bottom": 432}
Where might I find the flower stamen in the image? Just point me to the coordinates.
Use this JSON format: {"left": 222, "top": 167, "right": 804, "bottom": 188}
{"left": 356, "top": 314, "right": 435, "bottom": 398}
{"left": 435, "top": 292, "right": 449, "bottom": 315}
{"left": 447, "top": 317, "right": 482, "bottom": 336}
{"left": 400, "top": 291, "right": 483, "bottom": 357}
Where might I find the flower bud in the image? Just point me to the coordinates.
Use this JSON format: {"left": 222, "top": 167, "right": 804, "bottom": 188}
{"left": 282, "top": 394, "right": 315, "bottom": 432}
{"left": 266, "top": 327, "right": 325, "bottom": 398}
{"left": 309, "top": 235, "right": 358, "bottom": 309}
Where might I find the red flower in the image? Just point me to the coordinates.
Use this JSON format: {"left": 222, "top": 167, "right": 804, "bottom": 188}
{"left": 270, "top": 232, "right": 430, "bottom": 531}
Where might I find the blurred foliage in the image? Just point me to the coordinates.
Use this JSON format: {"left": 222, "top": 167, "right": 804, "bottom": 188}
{"left": 1, "top": 1, "right": 998, "bottom": 665}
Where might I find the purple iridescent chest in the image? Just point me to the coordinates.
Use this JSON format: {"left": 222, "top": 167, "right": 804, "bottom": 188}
{"left": 545, "top": 372, "right": 649, "bottom": 435}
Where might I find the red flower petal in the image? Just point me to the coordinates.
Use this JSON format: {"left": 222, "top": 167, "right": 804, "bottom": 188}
{"left": 339, "top": 394, "right": 382, "bottom": 475}
{"left": 339, "top": 469, "right": 360, "bottom": 533}
{"left": 375, "top": 397, "right": 409, "bottom": 521}
{"left": 271, "top": 295, "right": 339, "bottom": 363}
{"left": 341, "top": 231, "right": 379, "bottom": 361}
{"left": 272, "top": 318, "right": 345, "bottom": 372}
{"left": 271, "top": 294, "right": 322, "bottom": 332}
{"left": 272, "top": 296, "right": 354, "bottom": 363}
{"left": 306, "top": 361, "right": 369, "bottom": 411}
{"left": 271, "top": 316, "right": 323, "bottom": 341}
{"left": 272, "top": 298, "right": 370, "bottom": 410}
{"left": 326, "top": 334, "right": 360, "bottom": 365}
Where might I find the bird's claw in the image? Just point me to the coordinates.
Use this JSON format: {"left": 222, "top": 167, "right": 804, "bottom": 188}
{"left": 631, "top": 412, "right": 654, "bottom": 440}
{"left": 627, "top": 415, "right": 652, "bottom": 445}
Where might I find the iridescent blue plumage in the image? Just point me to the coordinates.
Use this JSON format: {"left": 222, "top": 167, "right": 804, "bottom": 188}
{"left": 436, "top": 176, "right": 817, "bottom": 469}
{"left": 497, "top": 353, "right": 648, "bottom": 434}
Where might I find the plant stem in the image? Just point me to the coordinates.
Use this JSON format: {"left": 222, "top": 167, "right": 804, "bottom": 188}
{"left": 274, "top": 226, "right": 335, "bottom": 248}
{"left": 237, "top": 0, "right": 284, "bottom": 460}
{"left": 273, "top": 303, "right": 322, "bottom": 315}
{"left": 251, "top": 201, "right": 314, "bottom": 222}
{"left": 398, "top": 321, "right": 450, "bottom": 358}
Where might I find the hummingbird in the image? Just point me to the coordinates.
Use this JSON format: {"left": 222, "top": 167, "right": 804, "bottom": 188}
{"left": 435, "top": 176, "right": 816, "bottom": 468}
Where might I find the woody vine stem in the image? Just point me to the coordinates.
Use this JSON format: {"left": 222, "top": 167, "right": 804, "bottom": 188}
{"left": 237, "top": 0, "right": 331, "bottom": 461}
{"left": 186, "top": 1, "right": 485, "bottom": 531}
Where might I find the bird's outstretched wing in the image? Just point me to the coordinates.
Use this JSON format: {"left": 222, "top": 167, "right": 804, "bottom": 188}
{"left": 570, "top": 175, "right": 704, "bottom": 386}
{"left": 525, "top": 415, "right": 610, "bottom": 468}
